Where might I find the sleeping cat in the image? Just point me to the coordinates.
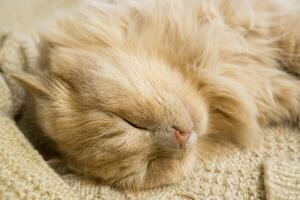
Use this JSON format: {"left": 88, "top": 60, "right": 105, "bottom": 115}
{"left": 12, "top": 0, "right": 300, "bottom": 190}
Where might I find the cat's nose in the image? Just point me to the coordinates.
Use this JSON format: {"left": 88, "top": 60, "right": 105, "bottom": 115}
{"left": 173, "top": 129, "right": 191, "bottom": 148}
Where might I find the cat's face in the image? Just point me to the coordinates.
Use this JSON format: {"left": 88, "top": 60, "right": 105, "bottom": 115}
{"left": 16, "top": 46, "right": 208, "bottom": 189}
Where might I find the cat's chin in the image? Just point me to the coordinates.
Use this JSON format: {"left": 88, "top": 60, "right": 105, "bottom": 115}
{"left": 114, "top": 138, "right": 198, "bottom": 190}
{"left": 63, "top": 130, "right": 199, "bottom": 191}
{"left": 139, "top": 150, "right": 197, "bottom": 190}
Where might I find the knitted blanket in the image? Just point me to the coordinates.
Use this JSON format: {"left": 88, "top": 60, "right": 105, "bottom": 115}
{"left": 0, "top": 1, "right": 299, "bottom": 200}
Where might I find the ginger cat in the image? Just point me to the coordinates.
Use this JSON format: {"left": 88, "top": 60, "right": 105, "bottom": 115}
{"left": 13, "top": 0, "right": 300, "bottom": 190}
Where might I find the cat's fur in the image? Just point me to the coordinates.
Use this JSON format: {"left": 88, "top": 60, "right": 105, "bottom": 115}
{"left": 13, "top": 0, "right": 300, "bottom": 190}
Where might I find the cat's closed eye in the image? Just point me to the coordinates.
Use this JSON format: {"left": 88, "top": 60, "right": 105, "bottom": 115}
{"left": 121, "top": 117, "right": 148, "bottom": 131}
{"left": 108, "top": 111, "right": 149, "bottom": 131}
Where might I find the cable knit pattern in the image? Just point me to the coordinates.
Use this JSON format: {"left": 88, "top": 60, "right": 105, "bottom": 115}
{"left": 264, "top": 159, "right": 300, "bottom": 200}
{"left": 0, "top": 1, "right": 299, "bottom": 199}
{"left": 0, "top": 116, "right": 78, "bottom": 200}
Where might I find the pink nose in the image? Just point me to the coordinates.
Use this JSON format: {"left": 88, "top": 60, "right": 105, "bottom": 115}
{"left": 174, "top": 129, "right": 191, "bottom": 148}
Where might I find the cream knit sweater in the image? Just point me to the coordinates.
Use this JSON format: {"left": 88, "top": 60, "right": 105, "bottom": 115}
{"left": 0, "top": 1, "right": 299, "bottom": 199}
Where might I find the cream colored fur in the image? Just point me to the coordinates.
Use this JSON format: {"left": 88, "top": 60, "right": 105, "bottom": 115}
{"left": 13, "top": 0, "right": 300, "bottom": 190}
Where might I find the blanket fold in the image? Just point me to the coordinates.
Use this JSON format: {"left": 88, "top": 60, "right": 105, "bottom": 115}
{"left": 0, "top": 33, "right": 78, "bottom": 200}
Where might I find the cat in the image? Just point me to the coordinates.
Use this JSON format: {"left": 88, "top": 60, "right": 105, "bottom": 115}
{"left": 12, "top": 0, "right": 300, "bottom": 190}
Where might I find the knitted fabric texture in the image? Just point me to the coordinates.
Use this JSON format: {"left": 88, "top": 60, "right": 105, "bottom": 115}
{"left": 264, "top": 159, "right": 300, "bottom": 200}
{"left": 0, "top": 1, "right": 300, "bottom": 199}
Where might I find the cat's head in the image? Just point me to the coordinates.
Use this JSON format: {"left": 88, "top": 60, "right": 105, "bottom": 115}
{"left": 14, "top": 43, "right": 208, "bottom": 189}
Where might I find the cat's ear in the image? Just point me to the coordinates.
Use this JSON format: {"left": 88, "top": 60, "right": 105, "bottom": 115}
{"left": 10, "top": 73, "right": 49, "bottom": 97}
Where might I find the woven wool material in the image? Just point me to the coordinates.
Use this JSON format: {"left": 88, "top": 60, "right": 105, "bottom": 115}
{"left": 264, "top": 159, "right": 300, "bottom": 200}
{"left": 0, "top": 33, "right": 78, "bottom": 200}
{"left": 0, "top": 1, "right": 299, "bottom": 199}
{"left": 0, "top": 116, "right": 79, "bottom": 200}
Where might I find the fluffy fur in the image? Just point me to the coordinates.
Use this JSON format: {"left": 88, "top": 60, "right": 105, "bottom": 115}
{"left": 13, "top": 0, "right": 300, "bottom": 190}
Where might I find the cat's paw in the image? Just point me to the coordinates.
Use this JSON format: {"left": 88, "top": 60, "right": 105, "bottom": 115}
{"left": 201, "top": 76, "right": 262, "bottom": 150}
